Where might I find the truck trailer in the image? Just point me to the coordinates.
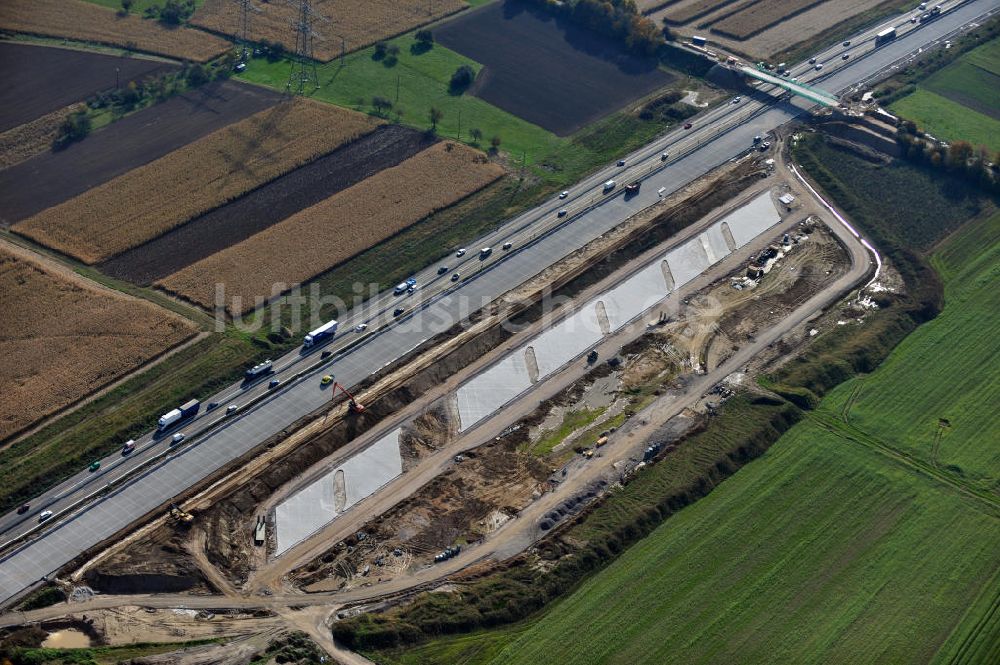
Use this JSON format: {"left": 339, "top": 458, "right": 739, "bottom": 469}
{"left": 245, "top": 359, "right": 273, "bottom": 379}
{"left": 875, "top": 27, "right": 897, "bottom": 46}
{"left": 303, "top": 320, "right": 338, "bottom": 348}
{"left": 158, "top": 399, "right": 200, "bottom": 430}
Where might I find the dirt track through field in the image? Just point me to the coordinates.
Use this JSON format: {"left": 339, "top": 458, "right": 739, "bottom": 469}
{"left": 0, "top": 43, "right": 172, "bottom": 133}
{"left": 437, "top": 0, "right": 673, "bottom": 135}
{"left": 0, "top": 81, "right": 281, "bottom": 227}
{"left": 100, "top": 126, "right": 438, "bottom": 285}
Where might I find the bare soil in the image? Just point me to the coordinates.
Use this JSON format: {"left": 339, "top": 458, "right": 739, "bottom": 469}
{"left": 0, "top": 42, "right": 172, "bottom": 133}
{"left": 83, "top": 524, "right": 212, "bottom": 595}
{"left": 101, "top": 125, "right": 437, "bottom": 285}
{"left": 0, "top": 80, "right": 281, "bottom": 226}
{"left": 437, "top": 0, "right": 674, "bottom": 136}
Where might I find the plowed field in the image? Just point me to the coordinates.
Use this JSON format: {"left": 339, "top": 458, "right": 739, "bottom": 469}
{"left": 0, "top": 42, "right": 172, "bottom": 133}
{"left": 101, "top": 125, "right": 437, "bottom": 285}
{"left": 159, "top": 142, "right": 504, "bottom": 314}
{"left": 0, "top": 244, "right": 196, "bottom": 442}
{"left": 0, "top": 80, "right": 281, "bottom": 227}
{"left": 14, "top": 99, "right": 380, "bottom": 263}
{"left": 436, "top": 1, "right": 673, "bottom": 136}
{"left": 0, "top": 0, "right": 230, "bottom": 63}
{"left": 193, "top": 0, "right": 467, "bottom": 61}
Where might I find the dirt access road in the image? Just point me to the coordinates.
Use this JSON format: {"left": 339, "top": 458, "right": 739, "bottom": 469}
{"left": 2, "top": 144, "right": 877, "bottom": 640}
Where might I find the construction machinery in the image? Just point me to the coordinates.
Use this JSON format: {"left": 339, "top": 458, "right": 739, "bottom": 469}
{"left": 169, "top": 504, "right": 194, "bottom": 525}
{"left": 331, "top": 382, "right": 366, "bottom": 414}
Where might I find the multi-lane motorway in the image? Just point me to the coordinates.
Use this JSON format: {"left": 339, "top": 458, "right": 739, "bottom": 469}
{"left": 0, "top": 0, "right": 994, "bottom": 606}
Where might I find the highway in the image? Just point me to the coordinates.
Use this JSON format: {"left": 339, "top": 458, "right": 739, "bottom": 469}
{"left": 0, "top": 0, "right": 994, "bottom": 606}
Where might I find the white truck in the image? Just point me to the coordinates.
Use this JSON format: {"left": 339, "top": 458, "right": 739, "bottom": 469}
{"left": 158, "top": 399, "right": 200, "bottom": 430}
{"left": 303, "top": 320, "right": 338, "bottom": 347}
{"left": 603, "top": 180, "right": 616, "bottom": 193}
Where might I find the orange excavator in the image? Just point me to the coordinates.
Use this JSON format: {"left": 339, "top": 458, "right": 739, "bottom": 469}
{"left": 331, "top": 382, "right": 365, "bottom": 414}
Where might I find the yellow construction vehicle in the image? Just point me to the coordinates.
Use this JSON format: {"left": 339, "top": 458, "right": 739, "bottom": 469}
{"left": 169, "top": 504, "right": 193, "bottom": 525}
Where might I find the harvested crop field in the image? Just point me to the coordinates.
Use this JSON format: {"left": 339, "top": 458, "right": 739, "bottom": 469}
{"left": 159, "top": 142, "right": 504, "bottom": 314}
{"left": 712, "top": 0, "right": 826, "bottom": 39}
{"left": 101, "top": 125, "right": 438, "bottom": 285}
{"left": 0, "top": 243, "right": 196, "bottom": 442}
{"left": 14, "top": 99, "right": 380, "bottom": 263}
{"left": 193, "top": 0, "right": 467, "bottom": 61}
{"left": 0, "top": 43, "right": 172, "bottom": 133}
{"left": 0, "top": 80, "right": 281, "bottom": 227}
{"left": 436, "top": 1, "right": 673, "bottom": 136}
{"left": 0, "top": 0, "right": 230, "bottom": 63}
{"left": 650, "top": 0, "right": 884, "bottom": 59}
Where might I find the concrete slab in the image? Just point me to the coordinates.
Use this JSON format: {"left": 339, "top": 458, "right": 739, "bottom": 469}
{"left": 600, "top": 261, "right": 670, "bottom": 331}
{"left": 457, "top": 354, "right": 532, "bottom": 432}
{"left": 529, "top": 306, "right": 604, "bottom": 378}
{"left": 723, "top": 192, "right": 781, "bottom": 248}
{"left": 665, "top": 235, "right": 710, "bottom": 288}
{"left": 273, "top": 428, "right": 402, "bottom": 554}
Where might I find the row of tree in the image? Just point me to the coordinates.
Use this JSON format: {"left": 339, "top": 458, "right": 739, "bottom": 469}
{"left": 896, "top": 122, "right": 999, "bottom": 194}
{"left": 523, "top": 0, "right": 665, "bottom": 57}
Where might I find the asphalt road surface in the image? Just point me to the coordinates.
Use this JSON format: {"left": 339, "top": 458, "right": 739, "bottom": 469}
{"left": 0, "top": 0, "right": 994, "bottom": 606}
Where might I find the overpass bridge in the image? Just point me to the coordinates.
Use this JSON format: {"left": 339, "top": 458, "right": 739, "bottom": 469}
{"left": 741, "top": 65, "right": 840, "bottom": 107}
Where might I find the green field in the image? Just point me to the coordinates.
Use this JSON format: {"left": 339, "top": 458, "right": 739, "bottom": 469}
{"left": 890, "top": 37, "right": 1000, "bottom": 151}
{"left": 237, "top": 34, "right": 688, "bottom": 186}
{"left": 891, "top": 89, "right": 1000, "bottom": 153}
{"left": 369, "top": 180, "right": 1000, "bottom": 664}
{"left": 817, "top": 211, "right": 1000, "bottom": 490}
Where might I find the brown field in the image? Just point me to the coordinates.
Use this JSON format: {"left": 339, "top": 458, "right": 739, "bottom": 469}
{"left": 712, "top": 0, "right": 828, "bottom": 39}
{"left": 159, "top": 142, "right": 504, "bottom": 314}
{"left": 0, "top": 243, "right": 196, "bottom": 442}
{"left": 661, "top": 0, "right": 744, "bottom": 25}
{"left": 192, "top": 0, "right": 467, "bottom": 61}
{"left": 0, "top": 0, "right": 231, "bottom": 63}
{"left": 655, "top": 0, "right": 885, "bottom": 59}
{"left": 0, "top": 103, "right": 84, "bottom": 171}
{"left": 14, "top": 99, "right": 380, "bottom": 264}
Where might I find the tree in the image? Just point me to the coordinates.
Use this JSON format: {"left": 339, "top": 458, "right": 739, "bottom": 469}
{"left": 429, "top": 106, "right": 443, "bottom": 131}
{"left": 947, "top": 140, "right": 973, "bottom": 170}
{"left": 449, "top": 64, "right": 476, "bottom": 94}
{"left": 470, "top": 127, "right": 483, "bottom": 145}
{"left": 373, "top": 42, "right": 388, "bottom": 60}
{"left": 372, "top": 95, "right": 393, "bottom": 117}
{"left": 490, "top": 135, "right": 501, "bottom": 151}
{"left": 158, "top": 0, "right": 195, "bottom": 26}
{"left": 185, "top": 63, "right": 209, "bottom": 87}
{"left": 119, "top": 0, "right": 134, "bottom": 15}
{"left": 415, "top": 29, "right": 434, "bottom": 45}
{"left": 53, "top": 111, "right": 92, "bottom": 150}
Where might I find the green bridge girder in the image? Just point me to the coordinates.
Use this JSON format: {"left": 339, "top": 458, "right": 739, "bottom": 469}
{"left": 741, "top": 66, "right": 840, "bottom": 107}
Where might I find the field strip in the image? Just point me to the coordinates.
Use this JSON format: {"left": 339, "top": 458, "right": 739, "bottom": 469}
{"left": 157, "top": 141, "right": 504, "bottom": 314}
{"left": 0, "top": 0, "right": 230, "bottom": 63}
{"left": 13, "top": 99, "right": 380, "bottom": 264}
{"left": 99, "top": 125, "right": 436, "bottom": 285}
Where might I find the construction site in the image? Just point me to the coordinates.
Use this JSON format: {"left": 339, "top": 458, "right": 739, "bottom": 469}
{"left": 0, "top": 132, "right": 877, "bottom": 660}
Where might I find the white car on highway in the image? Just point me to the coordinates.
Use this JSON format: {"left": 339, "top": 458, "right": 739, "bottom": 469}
{"left": 172, "top": 432, "right": 186, "bottom": 445}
